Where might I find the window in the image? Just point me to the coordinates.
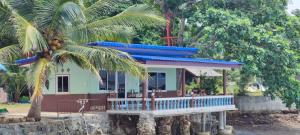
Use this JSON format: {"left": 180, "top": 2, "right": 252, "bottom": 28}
{"left": 99, "top": 70, "right": 125, "bottom": 91}
{"left": 118, "top": 72, "right": 125, "bottom": 91}
{"left": 57, "top": 75, "right": 69, "bottom": 93}
{"left": 148, "top": 72, "right": 166, "bottom": 91}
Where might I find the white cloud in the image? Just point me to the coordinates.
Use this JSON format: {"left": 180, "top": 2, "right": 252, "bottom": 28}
{"left": 288, "top": 0, "right": 300, "bottom": 13}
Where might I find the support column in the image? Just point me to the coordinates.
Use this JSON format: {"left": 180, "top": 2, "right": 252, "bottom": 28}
{"left": 223, "top": 111, "right": 227, "bottom": 126}
{"left": 157, "top": 116, "right": 173, "bottom": 135}
{"left": 181, "top": 68, "right": 186, "bottom": 97}
{"left": 222, "top": 70, "right": 227, "bottom": 95}
{"left": 137, "top": 114, "right": 156, "bottom": 135}
{"left": 219, "top": 111, "right": 224, "bottom": 130}
{"left": 179, "top": 115, "right": 190, "bottom": 135}
{"left": 219, "top": 111, "right": 233, "bottom": 135}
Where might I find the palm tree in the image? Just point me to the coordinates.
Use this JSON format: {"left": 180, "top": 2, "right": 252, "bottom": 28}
{"left": 0, "top": 0, "right": 164, "bottom": 120}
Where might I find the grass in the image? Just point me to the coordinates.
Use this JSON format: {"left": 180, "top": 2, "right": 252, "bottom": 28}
{"left": 0, "top": 103, "right": 30, "bottom": 113}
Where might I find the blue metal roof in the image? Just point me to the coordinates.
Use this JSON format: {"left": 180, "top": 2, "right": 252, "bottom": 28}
{"left": 14, "top": 41, "right": 242, "bottom": 68}
{"left": 87, "top": 41, "right": 198, "bottom": 57}
{"left": 15, "top": 56, "right": 37, "bottom": 65}
{"left": 131, "top": 55, "right": 242, "bottom": 65}
{"left": 0, "top": 64, "right": 7, "bottom": 71}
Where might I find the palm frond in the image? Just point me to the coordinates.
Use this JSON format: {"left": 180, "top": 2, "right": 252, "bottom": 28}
{"left": 84, "top": 0, "right": 119, "bottom": 21}
{"left": 52, "top": 49, "right": 102, "bottom": 83}
{"left": 7, "top": 0, "right": 34, "bottom": 20}
{"left": 0, "top": 45, "right": 22, "bottom": 63}
{"left": 0, "top": 0, "right": 48, "bottom": 54}
{"left": 64, "top": 45, "right": 144, "bottom": 78}
{"left": 35, "top": 0, "right": 86, "bottom": 31}
{"left": 0, "top": 3, "right": 15, "bottom": 39}
{"left": 27, "top": 58, "right": 49, "bottom": 98}
{"left": 85, "top": 4, "right": 165, "bottom": 29}
{"left": 1, "top": 1, "right": 47, "bottom": 53}
{"left": 68, "top": 25, "right": 135, "bottom": 43}
{"left": 14, "top": 20, "right": 48, "bottom": 53}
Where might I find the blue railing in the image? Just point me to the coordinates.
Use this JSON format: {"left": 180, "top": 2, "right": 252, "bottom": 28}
{"left": 107, "top": 95, "right": 234, "bottom": 112}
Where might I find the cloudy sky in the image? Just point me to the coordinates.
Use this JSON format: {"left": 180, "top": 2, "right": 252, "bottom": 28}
{"left": 288, "top": 0, "right": 300, "bottom": 13}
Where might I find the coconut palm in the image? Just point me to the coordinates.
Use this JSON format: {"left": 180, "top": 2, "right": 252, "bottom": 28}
{"left": 0, "top": 0, "right": 164, "bottom": 120}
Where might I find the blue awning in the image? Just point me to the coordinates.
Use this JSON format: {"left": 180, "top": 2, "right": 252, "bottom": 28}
{"left": 0, "top": 64, "right": 7, "bottom": 71}
{"left": 87, "top": 41, "right": 198, "bottom": 57}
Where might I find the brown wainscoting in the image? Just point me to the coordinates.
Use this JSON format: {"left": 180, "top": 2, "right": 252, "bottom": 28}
{"left": 153, "top": 91, "right": 178, "bottom": 98}
{"left": 42, "top": 91, "right": 178, "bottom": 112}
{"left": 42, "top": 94, "right": 108, "bottom": 112}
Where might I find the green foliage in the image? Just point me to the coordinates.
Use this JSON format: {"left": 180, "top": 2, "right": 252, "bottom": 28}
{"left": 184, "top": 0, "right": 300, "bottom": 108}
{"left": 185, "top": 76, "right": 221, "bottom": 95}
{"left": 19, "top": 96, "right": 29, "bottom": 103}
{"left": 133, "top": 26, "right": 165, "bottom": 44}
{"left": 185, "top": 81, "right": 199, "bottom": 93}
{"left": 0, "top": 108, "right": 8, "bottom": 113}
{"left": 199, "top": 76, "right": 221, "bottom": 95}
{"left": 0, "top": 66, "right": 27, "bottom": 102}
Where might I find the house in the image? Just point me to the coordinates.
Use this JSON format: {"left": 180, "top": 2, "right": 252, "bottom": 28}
{"left": 40, "top": 41, "right": 241, "bottom": 114}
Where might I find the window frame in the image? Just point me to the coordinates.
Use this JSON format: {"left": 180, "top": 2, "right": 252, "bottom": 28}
{"left": 99, "top": 70, "right": 126, "bottom": 94}
{"left": 55, "top": 74, "right": 70, "bottom": 94}
{"left": 147, "top": 72, "right": 167, "bottom": 92}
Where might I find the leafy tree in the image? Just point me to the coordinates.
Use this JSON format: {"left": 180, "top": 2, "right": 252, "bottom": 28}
{"left": 0, "top": 0, "right": 164, "bottom": 120}
{"left": 186, "top": 0, "right": 300, "bottom": 108}
{"left": 136, "top": 0, "right": 201, "bottom": 45}
{"left": 0, "top": 66, "right": 27, "bottom": 102}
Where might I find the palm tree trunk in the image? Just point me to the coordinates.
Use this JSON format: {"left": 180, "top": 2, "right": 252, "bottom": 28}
{"left": 27, "top": 95, "right": 43, "bottom": 121}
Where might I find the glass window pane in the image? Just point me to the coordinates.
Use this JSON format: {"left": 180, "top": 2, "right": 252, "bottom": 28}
{"left": 63, "top": 76, "right": 69, "bottom": 92}
{"left": 157, "top": 73, "right": 166, "bottom": 90}
{"left": 148, "top": 73, "right": 157, "bottom": 90}
{"left": 118, "top": 72, "right": 125, "bottom": 98}
{"left": 118, "top": 72, "right": 125, "bottom": 91}
{"left": 99, "top": 70, "right": 107, "bottom": 90}
{"left": 107, "top": 72, "right": 115, "bottom": 91}
{"left": 57, "top": 76, "right": 62, "bottom": 92}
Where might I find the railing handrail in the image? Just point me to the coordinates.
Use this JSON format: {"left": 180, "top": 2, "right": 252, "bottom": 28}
{"left": 154, "top": 95, "right": 233, "bottom": 101}
{"left": 107, "top": 98, "right": 151, "bottom": 102}
{"left": 107, "top": 95, "right": 233, "bottom": 101}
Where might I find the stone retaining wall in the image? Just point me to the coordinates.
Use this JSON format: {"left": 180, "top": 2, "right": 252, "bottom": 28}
{"left": 0, "top": 112, "right": 222, "bottom": 135}
{"left": 0, "top": 113, "right": 110, "bottom": 135}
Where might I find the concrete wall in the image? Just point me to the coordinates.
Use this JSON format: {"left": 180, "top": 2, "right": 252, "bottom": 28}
{"left": 235, "top": 96, "right": 292, "bottom": 112}
{"left": 0, "top": 88, "right": 7, "bottom": 103}
{"left": 44, "top": 62, "right": 178, "bottom": 95}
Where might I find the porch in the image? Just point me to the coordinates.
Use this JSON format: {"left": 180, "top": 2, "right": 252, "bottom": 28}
{"left": 107, "top": 95, "right": 235, "bottom": 117}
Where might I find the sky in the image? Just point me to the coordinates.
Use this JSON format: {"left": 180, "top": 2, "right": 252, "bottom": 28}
{"left": 288, "top": 0, "right": 300, "bottom": 13}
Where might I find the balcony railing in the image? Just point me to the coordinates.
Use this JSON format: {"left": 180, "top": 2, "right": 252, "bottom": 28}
{"left": 107, "top": 95, "right": 236, "bottom": 116}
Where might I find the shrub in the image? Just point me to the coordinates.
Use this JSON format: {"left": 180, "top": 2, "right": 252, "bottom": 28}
{"left": 0, "top": 108, "right": 8, "bottom": 113}
{"left": 19, "top": 96, "right": 30, "bottom": 103}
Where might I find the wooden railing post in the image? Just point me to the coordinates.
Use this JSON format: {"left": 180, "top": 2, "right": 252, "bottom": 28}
{"left": 223, "top": 70, "right": 227, "bottom": 95}
{"left": 151, "top": 93, "right": 155, "bottom": 110}
{"left": 142, "top": 80, "right": 146, "bottom": 110}
{"left": 190, "top": 92, "right": 194, "bottom": 108}
{"left": 181, "top": 68, "right": 186, "bottom": 97}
